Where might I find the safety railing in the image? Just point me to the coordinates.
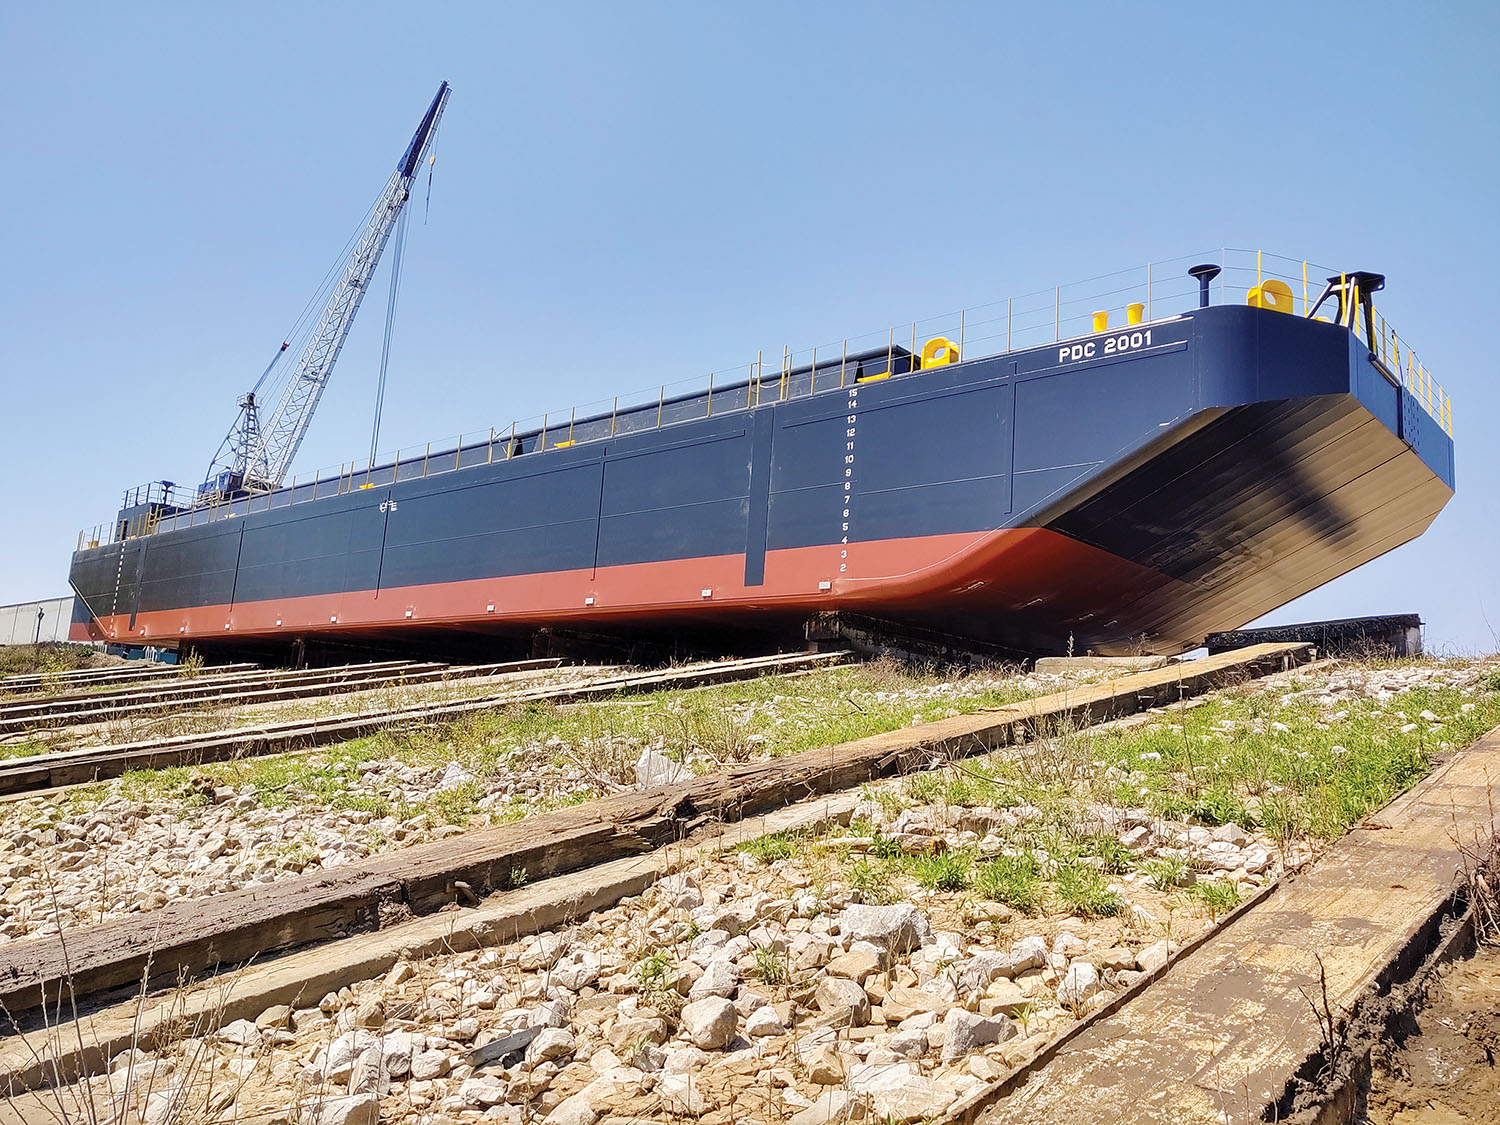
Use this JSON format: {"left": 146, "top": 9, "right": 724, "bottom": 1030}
{"left": 77, "top": 248, "right": 1452, "bottom": 551}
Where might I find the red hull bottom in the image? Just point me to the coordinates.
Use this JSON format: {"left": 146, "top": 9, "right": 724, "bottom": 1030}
{"left": 73, "top": 527, "right": 1189, "bottom": 656}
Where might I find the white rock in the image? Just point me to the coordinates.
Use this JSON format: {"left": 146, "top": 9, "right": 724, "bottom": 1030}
{"left": 545, "top": 1093, "right": 601, "bottom": 1125}
{"left": 322, "top": 1030, "right": 378, "bottom": 1083}
{"left": 789, "top": 1090, "right": 855, "bottom": 1125}
{"left": 1136, "top": 940, "right": 1172, "bottom": 975}
{"left": 410, "top": 1048, "right": 451, "bottom": 1080}
{"left": 687, "top": 958, "right": 740, "bottom": 999}
{"left": 460, "top": 1076, "right": 509, "bottom": 1107}
{"left": 438, "top": 761, "right": 476, "bottom": 790}
{"left": 144, "top": 1089, "right": 181, "bottom": 1125}
{"left": 746, "top": 1005, "right": 787, "bottom": 1037}
{"left": 888, "top": 1027, "right": 928, "bottom": 1058}
{"left": 1211, "top": 823, "right": 1249, "bottom": 846}
{"left": 636, "top": 748, "right": 684, "bottom": 788}
{"left": 215, "top": 1018, "right": 262, "bottom": 1049}
{"left": 680, "top": 996, "right": 737, "bottom": 1049}
{"left": 530, "top": 1027, "right": 577, "bottom": 1063}
{"left": 836, "top": 904, "right": 932, "bottom": 956}
{"left": 297, "top": 1093, "right": 380, "bottom": 1125}
{"left": 529, "top": 997, "right": 571, "bottom": 1028}
{"left": 1057, "top": 962, "right": 1102, "bottom": 1008}
{"left": 1052, "top": 932, "right": 1086, "bottom": 958}
{"left": 519, "top": 932, "right": 569, "bottom": 970}
{"left": 380, "top": 1030, "right": 418, "bottom": 1078}
{"left": 656, "top": 1071, "right": 707, "bottom": 1114}
{"left": 958, "top": 951, "right": 1020, "bottom": 992}
{"left": 814, "top": 976, "right": 871, "bottom": 1024}
{"left": 1008, "top": 935, "right": 1048, "bottom": 970}
{"left": 941, "top": 1008, "right": 1016, "bottom": 1060}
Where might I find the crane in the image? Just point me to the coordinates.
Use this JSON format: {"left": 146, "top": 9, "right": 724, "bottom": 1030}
{"left": 201, "top": 81, "right": 451, "bottom": 502}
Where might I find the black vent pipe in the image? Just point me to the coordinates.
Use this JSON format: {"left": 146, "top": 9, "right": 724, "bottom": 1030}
{"left": 1188, "top": 263, "right": 1222, "bottom": 308}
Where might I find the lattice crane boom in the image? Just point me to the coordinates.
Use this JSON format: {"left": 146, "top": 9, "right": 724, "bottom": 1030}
{"left": 203, "top": 82, "right": 450, "bottom": 499}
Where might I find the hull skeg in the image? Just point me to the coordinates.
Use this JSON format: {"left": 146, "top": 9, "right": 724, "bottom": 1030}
{"left": 69, "top": 305, "right": 1454, "bottom": 658}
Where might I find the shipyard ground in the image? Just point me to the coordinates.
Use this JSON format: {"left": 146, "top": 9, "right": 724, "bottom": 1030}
{"left": 0, "top": 651, "right": 1497, "bottom": 1124}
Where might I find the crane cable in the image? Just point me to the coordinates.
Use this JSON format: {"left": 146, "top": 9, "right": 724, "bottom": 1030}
{"left": 251, "top": 187, "right": 387, "bottom": 398}
{"left": 368, "top": 205, "right": 410, "bottom": 466}
{"left": 424, "top": 117, "right": 442, "bottom": 224}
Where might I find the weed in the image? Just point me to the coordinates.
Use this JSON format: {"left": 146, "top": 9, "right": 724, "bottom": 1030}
{"left": 906, "top": 772, "right": 943, "bottom": 804}
{"left": 910, "top": 851, "right": 972, "bottom": 891}
{"left": 1143, "top": 855, "right": 1190, "bottom": 890}
{"left": 1082, "top": 834, "right": 1134, "bottom": 874}
{"left": 635, "top": 951, "right": 673, "bottom": 989}
{"left": 1053, "top": 860, "right": 1121, "bottom": 918}
{"left": 849, "top": 857, "right": 898, "bottom": 904}
{"left": 753, "top": 945, "right": 790, "bottom": 986}
{"left": 739, "top": 831, "right": 797, "bottom": 865}
{"left": 431, "top": 780, "right": 481, "bottom": 825}
{"left": 177, "top": 649, "right": 205, "bottom": 679}
{"left": 868, "top": 832, "right": 905, "bottom": 860}
{"left": 975, "top": 854, "right": 1043, "bottom": 913}
{"left": 1187, "top": 878, "right": 1242, "bottom": 919}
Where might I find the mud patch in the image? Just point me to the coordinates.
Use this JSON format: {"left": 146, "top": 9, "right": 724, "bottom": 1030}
{"left": 1364, "top": 942, "right": 1500, "bottom": 1124}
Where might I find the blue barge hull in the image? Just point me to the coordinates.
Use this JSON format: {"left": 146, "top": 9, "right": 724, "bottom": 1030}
{"left": 68, "top": 304, "right": 1455, "bottom": 657}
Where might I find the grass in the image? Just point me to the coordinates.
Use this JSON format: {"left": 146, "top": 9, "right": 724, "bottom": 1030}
{"left": 1144, "top": 855, "right": 1190, "bottom": 890}
{"left": 0, "top": 738, "right": 56, "bottom": 763}
{"left": 752, "top": 945, "right": 790, "bottom": 986}
{"left": 974, "top": 854, "right": 1043, "bottom": 913}
{"left": 739, "top": 831, "right": 797, "bottom": 864}
{"left": 1186, "top": 878, "right": 1242, "bottom": 918}
{"left": 1052, "top": 860, "right": 1121, "bottom": 918}
{"left": 910, "top": 851, "right": 972, "bottom": 891}
{"left": 849, "top": 857, "right": 899, "bottom": 904}
{"left": 0, "top": 642, "right": 110, "bottom": 679}
{"left": 32, "top": 659, "right": 1051, "bottom": 826}
{"left": 1091, "top": 676, "right": 1500, "bottom": 842}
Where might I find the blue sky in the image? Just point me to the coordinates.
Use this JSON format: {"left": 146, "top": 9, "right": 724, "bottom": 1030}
{"left": 1, "top": 2, "right": 1496, "bottom": 651}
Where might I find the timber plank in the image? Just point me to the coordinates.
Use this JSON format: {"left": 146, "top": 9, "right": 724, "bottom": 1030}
{"left": 0, "top": 643, "right": 1307, "bottom": 1017}
{"left": 966, "top": 722, "right": 1500, "bottom": 1125}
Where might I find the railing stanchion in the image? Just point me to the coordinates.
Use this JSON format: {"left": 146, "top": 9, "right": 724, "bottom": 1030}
{"left": 886, "top": 328, "right": 893, "bottom": 376}
{"left": 840, "top": 338, "right": 847, "bottom": 387}
{"left": 958, "top": 309, "right": 965, "bottom": 358}
{"left": 810, "top": 347, "right": 816, "bottom": 394}
{"left": 707, "top": 373, "right": 714, "bottom": 416}
{"left": 910, "top": 321, "right": 916, "bottom": 369}
{"left": 487, "top": 428, "right": 494, "bottom": 464}
{"left": 539, "top": 414, "right": 548, "bottom": 452}
{"left": 656, "top": 386, "right": 664, "bottom": 427}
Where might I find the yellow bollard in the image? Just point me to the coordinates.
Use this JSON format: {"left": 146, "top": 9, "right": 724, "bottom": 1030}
{"left": 1092, "top": 310, "right": 1108, "bottom": 332}
{"left": 1126, "top": 302, "right": 1144, "bottom": 325}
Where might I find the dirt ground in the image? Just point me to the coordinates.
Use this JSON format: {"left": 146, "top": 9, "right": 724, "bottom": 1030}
{"left": 1365, "top": 942, "right": 1500, "bottom": 1125}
